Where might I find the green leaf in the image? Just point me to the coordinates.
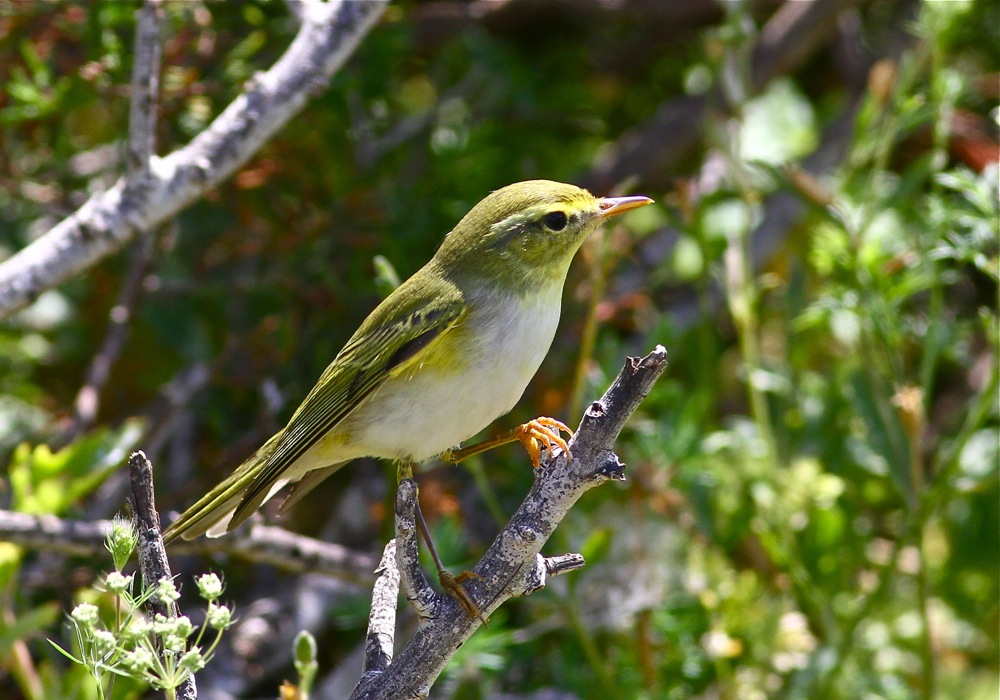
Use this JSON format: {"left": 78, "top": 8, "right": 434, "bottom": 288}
{"left": 0, "top": 603, "right": 61, "bottom": 658}
{"left": 8, "top": 420, "right": 145, "bottom": 515}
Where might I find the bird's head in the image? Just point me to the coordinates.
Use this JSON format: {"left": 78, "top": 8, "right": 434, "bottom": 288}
{"left": 434, "top": 180, "right": 652, "bottom": 293}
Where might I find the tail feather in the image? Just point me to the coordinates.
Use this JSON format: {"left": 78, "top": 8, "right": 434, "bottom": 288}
{"left": 162, "top": 432, "right": 282, "bottom": 543}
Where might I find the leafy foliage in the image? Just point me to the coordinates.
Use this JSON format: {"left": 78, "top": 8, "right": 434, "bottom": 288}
{"left": 0, "top": 1, "right": 996, "bottom": 698}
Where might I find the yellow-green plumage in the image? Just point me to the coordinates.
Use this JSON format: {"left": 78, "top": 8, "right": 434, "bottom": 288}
{"left": 163, "top": 180, "right": 651, "bottom": 542}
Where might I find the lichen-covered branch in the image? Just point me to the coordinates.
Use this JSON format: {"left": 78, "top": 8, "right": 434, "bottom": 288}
{"left": 355, "top": 540, "right": 400, "bottom": 692}
{"left": 352, "top": 345, "right": 668, "bottom": 699}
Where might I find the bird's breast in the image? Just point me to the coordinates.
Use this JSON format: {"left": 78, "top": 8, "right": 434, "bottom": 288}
{"left": 342, "top": 287, "right": 563, "bottom": 461}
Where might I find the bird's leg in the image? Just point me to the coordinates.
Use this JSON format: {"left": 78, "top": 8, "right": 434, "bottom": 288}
{"left": 441, "top": 417, "right": 573, "bottom": 468}
{"left": 413, "top": 496, "right": 486, "bottom": 624}
{"left": 398, "top": 461, "right": 486, "bottom": 624}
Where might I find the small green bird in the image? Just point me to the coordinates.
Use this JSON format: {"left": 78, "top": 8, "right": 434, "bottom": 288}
{"left": 163, "top": 180, "right": 652, "bottom": 547}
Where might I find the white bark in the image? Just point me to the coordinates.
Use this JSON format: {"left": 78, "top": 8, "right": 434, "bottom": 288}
{"left": 0, "top": 0, "right": 387, "bottom": 319}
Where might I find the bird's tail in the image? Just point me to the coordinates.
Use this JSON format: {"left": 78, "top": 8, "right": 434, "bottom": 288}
{"left": 162, "top": 432, "right": 283, "bottom": 543}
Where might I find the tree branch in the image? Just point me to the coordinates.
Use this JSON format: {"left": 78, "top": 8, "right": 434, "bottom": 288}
{"left": 355, "top": 539, "right": 400, "bottom": 691}
{"left": 126, "top": 0, "right": 164, "bottom": 180}
{"left": 352, "top": 345, "right": 668, "bottom": 699}
{"left": 0, "top": 0, "right": 387, "bottom": 319}
{"left": 0, "top": 509, "right": 378, "bottom": 585}
{"left": 128, "top": 450, "right": 197, "bottom": 700}
{"left": 584, "top": 0, "right": 864, "bottom": 193}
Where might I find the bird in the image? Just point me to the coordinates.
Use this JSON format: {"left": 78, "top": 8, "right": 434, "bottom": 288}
{"left": 162, "top": 180, "right": 652, "bottom": 613}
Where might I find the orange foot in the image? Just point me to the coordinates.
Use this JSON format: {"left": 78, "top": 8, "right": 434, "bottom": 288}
{"left": 515, "top": 417, "right": 573, "bottom": 468}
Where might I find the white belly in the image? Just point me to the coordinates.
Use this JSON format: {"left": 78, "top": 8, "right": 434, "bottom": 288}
{"left": 333, "top": 287, "right": 562, "bottom": 462}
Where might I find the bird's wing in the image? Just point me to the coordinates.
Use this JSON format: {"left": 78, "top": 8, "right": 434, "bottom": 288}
{"left": 162, "top": 272, "right": 465, "bottom": 542}
{"left": 228, "top": 275, "right": 466, "bottom": 529}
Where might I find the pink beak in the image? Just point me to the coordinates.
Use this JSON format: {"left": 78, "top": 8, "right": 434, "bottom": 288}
{"left": 598, "top": 195, "right": 654, "bottom": 218}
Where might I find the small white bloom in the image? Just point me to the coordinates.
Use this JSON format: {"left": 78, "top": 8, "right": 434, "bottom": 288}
{"left": 163, "top": 633, "right": 187, "bottom": 653}
{"left": 105, "top": 571, "right": 134, "bottom": 594}
{"left": 206, "top": 603, "right": 232, "bottom": 630}
{"left": 179, "top": 647, "right": 206, "bottom": 673}
{"left": 154, "top": 578, "right": 181, "bottom": 604}
{"left": 92, "top": 629, "right": 117, "bottom": 656}
{"left": 195, "top": 573, "right": 224, "bottom": 601}
{"left": 170, "top": 615, "right": 194, "bottom": 639}
{"left": 122, "top": 647, "right": 154, "bottom": 673}
{"left": 71, "top": 603, "right": 100, "bottom": 629}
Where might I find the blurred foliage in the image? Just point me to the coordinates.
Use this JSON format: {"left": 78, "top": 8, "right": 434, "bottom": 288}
{"left": 0, "top": 1, "right": 997, "bottom": 699}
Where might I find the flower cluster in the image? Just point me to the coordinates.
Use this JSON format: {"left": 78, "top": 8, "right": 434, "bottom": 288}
{"left": 51, "top": 519, "right": 234, "bottom": 699}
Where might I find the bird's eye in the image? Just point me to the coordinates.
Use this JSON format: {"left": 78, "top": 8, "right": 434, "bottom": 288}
{"left": 542, "top": 211, "right": 568, "bottom": 231}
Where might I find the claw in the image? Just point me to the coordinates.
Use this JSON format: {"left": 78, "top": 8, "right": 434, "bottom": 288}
{"left": 440, "top": 569, "right": 487, "bottom": 625}
{"left": 515, "top": 417, "right": 573, "bottom": 468}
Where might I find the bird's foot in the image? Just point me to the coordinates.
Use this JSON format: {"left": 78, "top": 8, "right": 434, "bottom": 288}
{"left": 514, "top": 416, "right": 573, "bottom": 468}
{"left": 440, "top": 569, "right": 487, "bottom": 625}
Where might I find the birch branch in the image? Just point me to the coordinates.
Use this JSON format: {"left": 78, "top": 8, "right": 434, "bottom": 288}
{"left": 352, "top": 345, "right": 668, "bottom": 700}
{"left": 355, "top": 539, "right": 400, "bottom": 691}
{"left": 0, "top": 0, "right": 387, "bottom": 319}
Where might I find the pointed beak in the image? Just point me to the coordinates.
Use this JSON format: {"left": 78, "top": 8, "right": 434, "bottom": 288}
{"left": 598, "top": 195, "right": 654, "bottom": 219}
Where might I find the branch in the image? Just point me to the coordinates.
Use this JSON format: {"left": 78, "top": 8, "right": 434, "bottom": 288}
{"left": 0, "top": 509, "right": 378, "bottom": 585}
{"left": 126, "top": 0, "right": 164, "bottom": 180}
{"left": 0, "top": 0, "right": 388, "bottom": 319}
{"left": 352, "top": 345, "right": 668, "bottom": 699}
{"left": 128, "top": 450, "right": 197, "bottom": 700}
{"left": 355, "top": 540, "right": 400, "bottom": 691}
{"left": 584, "top": 0, "right": 864, "bottom": 192}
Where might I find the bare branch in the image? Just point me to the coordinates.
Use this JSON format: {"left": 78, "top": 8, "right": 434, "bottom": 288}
{"left": 126, "top": 0, "right": 164, "bottom": 180}
{"left": 0, "top": 509, "right": 378, "bottom": 585}
{"left": 355, "top": 540, "right": 400, "bottom": 691}
{"left": 394, "top": 479, "right": 437, "bottom": 624}
{"left": 60, "top": 229, "right": 158, "bottom": 446}
{"left": 352, "top": 346, "right": 668, "bottom": 699}
{"left": 0, "top": 0, "right": 388, "bottom": 319}
{"left": 127, "top": 450, "right": 197, "bottom": 700}
{"left": 584, "top": 0, "right": 864, "bottom": 192}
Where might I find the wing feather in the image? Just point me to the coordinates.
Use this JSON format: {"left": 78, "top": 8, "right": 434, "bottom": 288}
{"left": 228, "top": 278, "right": 465, "bottom": 529}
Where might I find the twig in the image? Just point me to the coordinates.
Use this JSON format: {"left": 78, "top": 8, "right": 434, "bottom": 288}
{"left": 584, "top": 0, "right": 863, "bottom": 193}
{"left": 355, "top": 539, "right": 400, "bottom": 691}
{"left": 127, "top": 450, "right": 197, "bottom": 700}
{"left": 60, "top": 229, "right": 158, "bottom": 446}
{"left": 352, "top": 346, "right": 668, "bottom": 699}
{"left": 126, "top": 0, "right": 164, "bottom": 180}
{"left": 0, "top": 0, "right": 388, "bottom": 319}
{"left": 0, "top": 509, "right": 378, "bottom": 585}
{"left": 394, "top": 480, "right": 437, "bottom": 624}
{"left": 57, "top": 0, "right": 165, "bottom": 446}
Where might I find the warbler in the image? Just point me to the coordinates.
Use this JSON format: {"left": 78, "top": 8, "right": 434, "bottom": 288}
{"left": 163, "top": 181, "right": 651, "bottom": 546}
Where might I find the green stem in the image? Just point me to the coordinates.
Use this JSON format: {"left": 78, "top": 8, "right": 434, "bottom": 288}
{"left": 461, "top": 457, "right": 507, "bottom": 529}
{"left": 569, "top": 240, "right": 610, "bottom": 421}
{"left": 563, "top": 601, "right": 624, "bottom": 700}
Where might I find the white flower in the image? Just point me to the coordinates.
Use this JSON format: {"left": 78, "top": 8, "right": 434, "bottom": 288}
{"left": 71, "top": 603, "right": 100, "bottom": 629}
{"left": 206, "top": 603, "right": 232, "bottom": 630}
{"left": 195, "top": 573, "right": 224, "bottom": 601}
{"left": 105, "top": 571, "right": 134, "bottom": 594}
{"left": 154, "top": 578, "right": 181, "bottom": 604}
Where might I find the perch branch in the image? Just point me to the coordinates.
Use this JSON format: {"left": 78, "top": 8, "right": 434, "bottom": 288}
{"left": 0, "top": 0, "right": 387, "bottom": 319}
{"left": 356, "top": 539, "right": 400, "bottom": 689}
{"left": 351, "top": 345, "right": 668, "bottom": 699}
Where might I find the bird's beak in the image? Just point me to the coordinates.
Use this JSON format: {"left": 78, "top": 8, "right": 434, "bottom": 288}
{"left": 598, "top": 195, "right": 654, "bottom": 219}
